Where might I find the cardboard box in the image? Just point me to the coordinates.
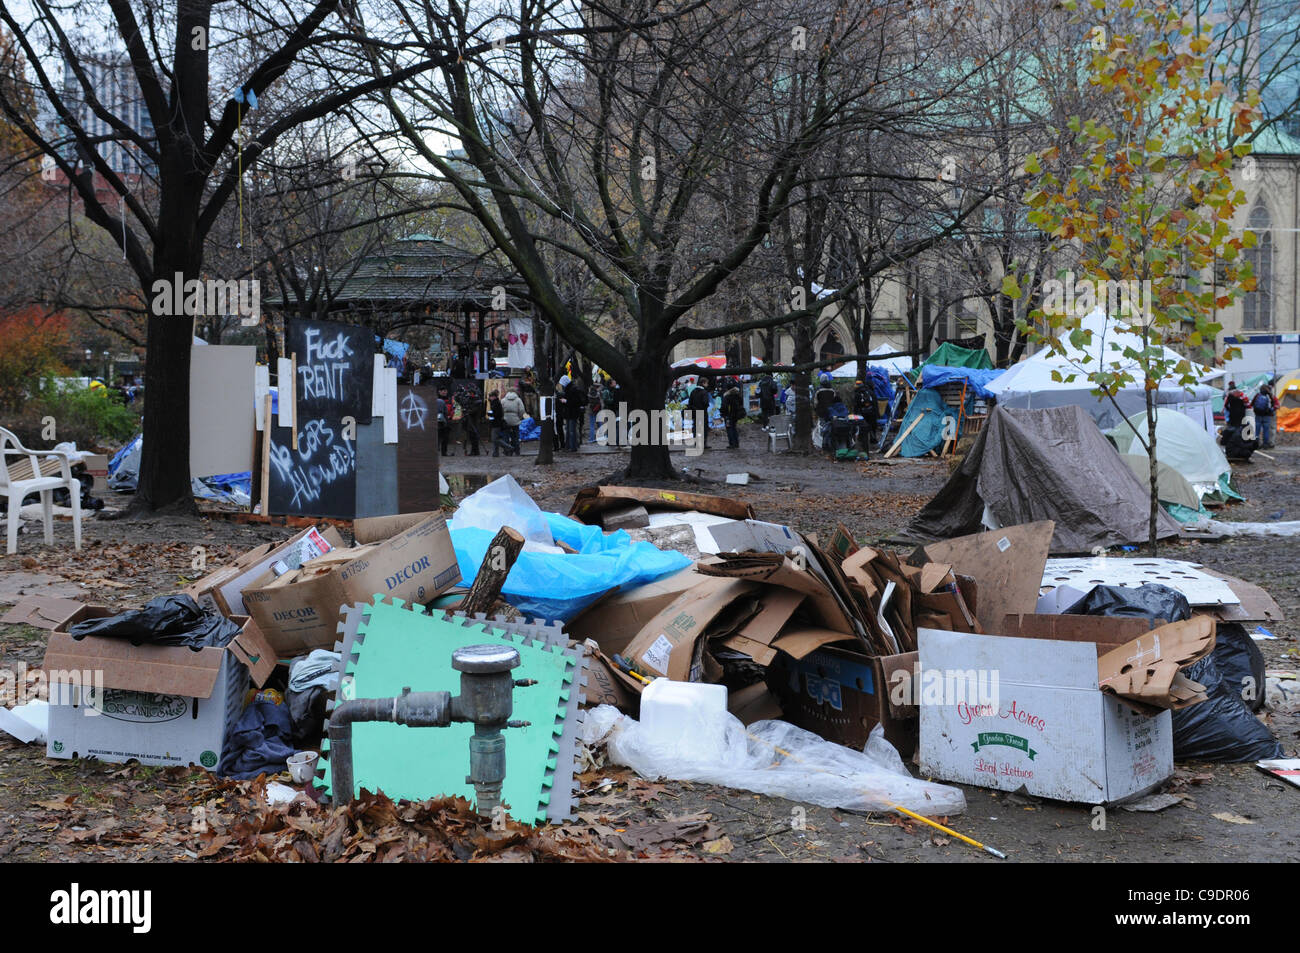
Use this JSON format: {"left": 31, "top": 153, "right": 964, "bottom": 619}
{"left": 243, "top": 514, "right": 460, "bottom": 657}
{"left": 918, "top": 626, "right": 1173, "bottom": 803}
{"left": 182, "top": 525, "right": 346, "bottom": 617}
{"left": 42, "top": 616, "right": 275, "bottom": 769}
{"left": 354, "top": 511, "right": 440, "bottom": 544}
{"left": 767, "top": 645, "right": 919, "bottom": 757}
{"left": 81, "top": 454, "right": 109, "bottom": 495}
{"left": 566, "top": 566, "right": 709, "bottom": 658}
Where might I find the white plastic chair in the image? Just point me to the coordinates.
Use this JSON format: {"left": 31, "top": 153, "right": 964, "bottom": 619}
{"left": 0, "top": 427, "right": 82, "bottom": 555}
{"left": 767, "top": 413, "right": 793, "bottom": 452}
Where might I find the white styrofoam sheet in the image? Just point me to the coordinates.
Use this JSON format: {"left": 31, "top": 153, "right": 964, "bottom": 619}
{"left": 1040, "top": 557, "right": 1240, "bottom": 607}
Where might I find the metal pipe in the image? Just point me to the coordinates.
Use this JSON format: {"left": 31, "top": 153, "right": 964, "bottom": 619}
{"left": 328, "top": 691, "right": 452, "bottom": 806}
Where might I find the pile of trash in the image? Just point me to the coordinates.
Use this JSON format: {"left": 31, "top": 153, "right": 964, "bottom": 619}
{"left": 0, "top": 472, "right": 1291, "bottom": 838}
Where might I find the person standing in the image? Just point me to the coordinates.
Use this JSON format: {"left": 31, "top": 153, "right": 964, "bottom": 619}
{"left": 606, "top": 379, "right": 623, "bottom": 446}
{"left": 721, "top": 381, "right": 744, "bottom": 449}
{"left": 1254, "top": 383, "right": 1279, "bottom": 448}
{"left": 456, "top": 383, "right": 482, "bottom": 456}
{"left": 1225, "top": 381, "right": 1248, "bottom": 427}
{"left": 565, "top": 375, "right": 586, "bottom": 451}
{"left": 436, "top": 387, "right": 451, "bottom": 457}
{"left": 757, "top": 373, "right": 777, "bottom": 426}
{"left": 688, "top": 381, "right": 711, "bottom": 449}
{"left": 588, "top": 378, "right": 603, "bottom": 443}
{"left": 489, "top": 391, "right": 509, "bottom": 457}
{"left": 500, "top": 384, "right": 526, "bottom": 455}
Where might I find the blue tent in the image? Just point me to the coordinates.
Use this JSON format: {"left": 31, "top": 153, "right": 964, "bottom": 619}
{"left": 919, "top": 364, "right": 1004, "bottom": 398}
{"left": 896, "top": 388, "right": 957, "bottom": 457}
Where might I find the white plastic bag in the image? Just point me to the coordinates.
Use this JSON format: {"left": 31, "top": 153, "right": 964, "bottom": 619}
{"left": 451, "top": 474, "right": 554, "bottom": 546}
{"left": 584, "top": 704, "right": 966, "bottom": 817}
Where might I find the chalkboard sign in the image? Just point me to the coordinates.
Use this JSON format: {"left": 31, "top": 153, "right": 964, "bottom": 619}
{"left": 287, "top": 319, "right": 373, "bottom": 423}
{"left": 267, "top": 319, "right": 374, "bottom": 518}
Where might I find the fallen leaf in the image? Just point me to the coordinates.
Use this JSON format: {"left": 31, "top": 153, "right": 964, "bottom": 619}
{"left": 1211, "top": 812, "right": 1254, "bottom": 825}
{"left": 703, "top": 836, "right": 734, "bottom": 854}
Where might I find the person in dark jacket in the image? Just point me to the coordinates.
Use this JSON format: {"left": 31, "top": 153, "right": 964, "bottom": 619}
{"left": 565, "top": 376, "right": 586, "bottom": 451}
{"left": 436, "top": 388, "right": 451, "bottom": 456}
{"left": 721, "top": 383, "right": 744, "bottom": 448}
{"left": 1254, "top": 384, "right": 1278, "bottom": 448}
{"left": 489, "top": 392, "right": 509, "bottom": 457}
{"left": 1225, "top": 381, "right": 1248, "bottom": 427}
{"left": 757, "top": 374, "right": 777, "bottom": 425}
{"left": 688, "top": 382, "right": 712, "bottom": 449}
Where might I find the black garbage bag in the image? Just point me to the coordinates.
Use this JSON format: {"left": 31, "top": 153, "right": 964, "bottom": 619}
{"left": 1172, "top": 655, "right": 1282, "bottom": 761}
{"left": 1212, "top": 623, "right": 1267, "bottom": 713}
{"left": 1064, "top": 583, "right": 1190, "bottom": 623}
{"left": 14, "top": 476, "right": 104, "bottom": 512}
{"left": 68, "top": 594, "right": 241, "bottom": 650}
{"left": 1219, "top": 424, "right": 1258, "bottom": 462}
{"left": 1067, "top": 582, "right": 1282, "bottom": 762}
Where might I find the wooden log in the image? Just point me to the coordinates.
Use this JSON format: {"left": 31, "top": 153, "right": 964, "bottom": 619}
{"left": 884, "top": 413, "right": 924, "bottom": 458}
{"left": 459, "top": 526, "right": 525, "bottom": 616}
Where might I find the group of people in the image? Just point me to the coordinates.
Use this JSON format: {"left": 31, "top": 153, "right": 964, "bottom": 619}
{"left": 1225, "top": 380, "right": 1279, "bottom": 449}
{"left": 434, "top": 381, "right": 527, "bottom": 457}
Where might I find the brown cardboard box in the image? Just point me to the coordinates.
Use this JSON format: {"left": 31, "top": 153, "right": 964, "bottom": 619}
{"left": 182, "top": 525, "right": 346, "bottom": 617}
{"left": 81, "top": 454, "right": 109, "bottom": 494}
{"left": 244, "top": 514, "right": 460, "bottom": 656}
{"left": 353, "top": 511, "right": 441, "bottom": 544}
{"left": 767, "top": 644, "right": 918, "bottom": 757}
{"left": 566, "top": 566, "right": 709, "bottom": 658}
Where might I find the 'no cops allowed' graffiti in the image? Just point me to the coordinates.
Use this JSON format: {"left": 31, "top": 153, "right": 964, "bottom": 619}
{"left": 270, "top": 418, "right": 355, "bottom": 511}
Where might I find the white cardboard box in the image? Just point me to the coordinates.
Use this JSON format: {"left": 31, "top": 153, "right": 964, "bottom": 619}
{"left": 43, "top": 618, "right": 275, "bottom": 770}
{"left": 918, "top": 627, "right": 1172, "bottom": 804}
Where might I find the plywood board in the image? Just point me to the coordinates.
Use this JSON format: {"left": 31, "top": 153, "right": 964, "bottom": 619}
{"left": 190, "top": 344, "right": 256, "bottom": 479}
{"left": 396, "top": 384, "right": 440, "bottom": 514}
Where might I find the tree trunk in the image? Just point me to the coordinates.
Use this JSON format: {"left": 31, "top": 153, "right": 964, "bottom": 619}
{"left": 1147, "top": 388, "right": 1159, "bottom": 555}
{"left": 791, "top": 316, "right": 814, "bottom": 453}
{"left": 133, "top": 259, "right": 201, "bottom": 515}
{"left": 624, "top": 359, "right": 675, "bottom": 480}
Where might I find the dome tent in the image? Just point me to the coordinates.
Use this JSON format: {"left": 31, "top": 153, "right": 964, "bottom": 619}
{"left": 1107, "top": 410, "right": 1231, "bottom": 489}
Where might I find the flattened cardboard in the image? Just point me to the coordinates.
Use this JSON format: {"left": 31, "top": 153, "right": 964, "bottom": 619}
{"left": 696, "top": 553, "right": 856, "bottom": 636}
{"left": 620, "top": 576, "right": 758, "bottom": 686}
{"left": 771, "top": 626, "right": 855, "bottom": 660}
{"left": 728, "top": 682, "right": 783, "bottom": 725}
{"left": 909, "top": 521, "right": 1054, "bottom": 635}
{"left": 1000, "top": 613, "right": 1154, "bottom": 653}
{"left": 1, "top": 597, "right": 113, "bottom": 631}
{"left": 1198, "top": 569, "right": 1285, "bottom": 623}
{"left": 565, "top": 567, "right": 708, "bottom": 658}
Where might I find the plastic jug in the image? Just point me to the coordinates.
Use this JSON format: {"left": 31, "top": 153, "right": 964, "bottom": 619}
{"left": 639, "top": 678, "right": 728, "bottom": 748}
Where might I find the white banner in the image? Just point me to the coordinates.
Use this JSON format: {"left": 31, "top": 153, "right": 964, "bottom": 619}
{"left": 508, "top": 317, "right": 534, "bottom": 368}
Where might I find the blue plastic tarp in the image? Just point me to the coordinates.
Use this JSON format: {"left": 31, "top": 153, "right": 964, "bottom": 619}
{"left": 919, "top": 364, "right": 1004, "bottom": 398}
{"left": 518, "top": 416, "right": 541, "bottom": 441}
{"left": 867, "top": 367, "right": 895, "bottom": 402}
{"left": 449, "top": 513, "right": 691, "bottom": 621}
{"left": 897, "top": 388, "right": 953, "bottom": 457}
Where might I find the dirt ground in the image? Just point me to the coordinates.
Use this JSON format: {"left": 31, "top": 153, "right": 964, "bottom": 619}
{"left": 1, "top": 421, "right": 1297, "bottom": 862}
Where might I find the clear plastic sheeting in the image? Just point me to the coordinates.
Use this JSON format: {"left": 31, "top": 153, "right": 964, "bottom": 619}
{"left": 451, "top": 474, "right": 555, "bottom": 547}
{"left": 1188, "top": 519, "right": 1300, "bottom": 538}
{"left": 581, "top": 704, "right": 967, "bottom": 817}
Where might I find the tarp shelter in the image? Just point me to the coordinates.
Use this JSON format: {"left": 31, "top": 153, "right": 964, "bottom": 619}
{"left": 987, "top": 310, "right": 1223, "bottom": 432}
{"left": 894, "top": 388, "right": 956, "bottom": 457}
{"left": 910, "top": 342, "right": 992, "bottom": 380}
{"left": 918, "top": 365, "right": 1004, "bottom": 399}
{"left": 832, "top": 344, "right": 915, "bottom": 379}
{"left": 907, "top": 405, "right": 1182, "bottom": 553}
{"left": 1107, "top": 411, "right": 1232, "bottom": 489}
{"left": 1278, "top": 369, "right": 1300, "bottom": 432}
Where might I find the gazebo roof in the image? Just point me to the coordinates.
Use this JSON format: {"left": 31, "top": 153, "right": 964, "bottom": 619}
{"left": 268, "top": 235, "right": 529, "bottom": 312}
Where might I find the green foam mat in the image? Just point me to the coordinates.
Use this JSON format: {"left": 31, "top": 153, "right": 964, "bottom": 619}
{"left": 320, "top": 596, "right": 572, "bottom": 825}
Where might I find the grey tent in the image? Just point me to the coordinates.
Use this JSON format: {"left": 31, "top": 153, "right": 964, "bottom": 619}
{"left": 1119, "top": 454, "right": 1200, "bottom": 511}
{"left": 908, "top": 405, "right": 1181, "bottom": 553}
